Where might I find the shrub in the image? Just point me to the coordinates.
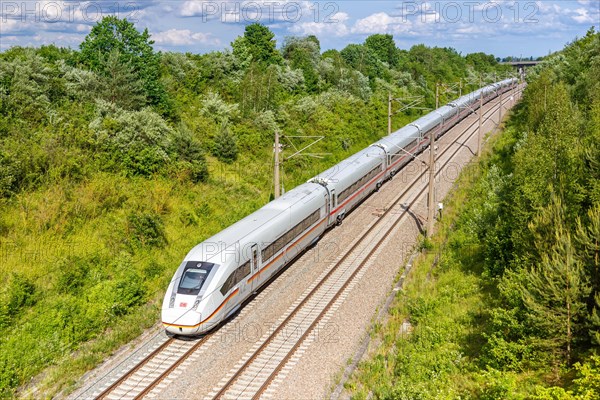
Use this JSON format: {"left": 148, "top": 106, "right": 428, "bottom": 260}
{"left": 189, "top": 159, "right": 209, "bottom": 183}
{"left": 212, "top": 124, "right": 239, "bottom": 163}
{"left": 169, "top": 127, "right": 209, "bottom": 183}
{"left": 6, "top": 273, "right": 37, "bottom": 317}
{"left": 90, "top": 100, "right": 173, "bottom": 176}
{"left": 200, "top": 91, "right": 239, "bottom": 123}
{"left": 109, "top": 272, "right": 146, "bottom": 317}
{"left": 55, "top": 256, "right": 90, "bottom": 295}
{"left": 126, "top": 212, "right": 167, "bottom": 248}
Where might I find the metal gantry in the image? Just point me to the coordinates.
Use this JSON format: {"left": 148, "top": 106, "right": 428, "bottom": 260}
{"left": 388, "top": 92, "right": 429, "bottom": 135}
{"left": 273, "top": 132, "right": 328, "bottom": 199}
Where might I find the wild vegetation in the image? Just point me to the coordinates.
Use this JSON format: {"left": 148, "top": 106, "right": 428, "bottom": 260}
{"left": 347, "top": 28, "right": 600, "bottom": 399}
{"left": 0, "top": 16, "right": 511, "bottom": 397}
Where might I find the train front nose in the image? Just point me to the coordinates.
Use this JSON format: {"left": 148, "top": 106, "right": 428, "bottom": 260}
{"left": 162, "top": 304, "right": 202, "bottom": 335}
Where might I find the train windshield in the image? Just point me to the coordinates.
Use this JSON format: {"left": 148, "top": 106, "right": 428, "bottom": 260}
{"left": 177, "top": 262, "right": 214, "bottom": 295}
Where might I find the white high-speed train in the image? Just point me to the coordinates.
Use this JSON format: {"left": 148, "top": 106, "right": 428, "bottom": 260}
{"left": 162, "top": 78, "right": 517, "bottom": 335}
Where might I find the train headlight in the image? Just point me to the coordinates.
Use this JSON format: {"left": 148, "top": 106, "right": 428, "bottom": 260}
{"left": 193, "top": 298, "right": 202, "bottom": 310}
{"left": 169, "top": 294, "right": 175, "bottom": 308}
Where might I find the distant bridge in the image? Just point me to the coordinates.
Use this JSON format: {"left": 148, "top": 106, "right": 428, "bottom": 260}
{"left": 501, "top": 61, "right": 542, "bottom": 69}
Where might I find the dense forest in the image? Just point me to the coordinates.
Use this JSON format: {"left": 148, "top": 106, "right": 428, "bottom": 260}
{"left": 348, "top": 28, "right": 600, "bottom": 399}
{"left": 0, "top": 16, "right": 512, "bottom": 397}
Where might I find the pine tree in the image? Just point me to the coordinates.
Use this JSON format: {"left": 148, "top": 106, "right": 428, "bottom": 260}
{"left": 576, "top": 204, "right": 600, "bottom": 344}
{"left": 212, "top": 123, "right": 238, "bottom": 163}
{"left": 80, "top": 16, "right": 169, "bottom": 113}
{"left": 96, "top": 49, "right": 146, "bottom": 110}
{"left": 521, "top": 198, "right": 592, "bottom": 365}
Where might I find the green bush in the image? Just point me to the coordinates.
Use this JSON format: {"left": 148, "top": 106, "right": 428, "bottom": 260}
{"left": 212, "top": 124, "right": 239, "bottom": 163}
{"left": 126, "top": 212, "right": 167, "bottom": 248}
{"left": 109, "top": 272, "right": 146, "bottom": 317}
{"left": 6, "top": 273, "right": 37, "bottom": 317}
{"left": 55, "top": 256, "right": 90, "bottom": 295}
{"left": 90, "top": 100, "right": 173, "bottom": 176}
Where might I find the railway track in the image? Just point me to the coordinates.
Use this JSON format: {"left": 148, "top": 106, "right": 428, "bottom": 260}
{"left": 79, "top": 86, "right": 521, "bottom": 400}
{"left": 90, "top": 336, "right": 208, "bottom": 400}
{"left": 207, "top": 87, "right": 523, "bottom": 400}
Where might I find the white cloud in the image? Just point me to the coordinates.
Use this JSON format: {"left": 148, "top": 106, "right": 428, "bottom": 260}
{"left": 180, "top": 0, "right": 326, "bottom": 24}
{"left": 153, "top": 29, "right": 220, "bottom": 46}
{"left": 535, "top": 1, "right": 562, "bottom": 15}
{"left": 180, "top": 1, "right": 204, "bottom": 17}
{"left": 0, "top": 18, "right": 21, "bottom": 33}
{"left": 572, "top": 7, "right": 596, "bottom": 23}
{"left": 351, "top": 12, "right": 411, "bottom": 34}
{"left": 288, "top": 11, "right": 350, "bottom": 37}
{"left": 76, "top": 24, "right": 90, "bottom": 33}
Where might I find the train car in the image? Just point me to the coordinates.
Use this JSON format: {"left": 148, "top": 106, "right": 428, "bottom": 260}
{"left": 162, "top": 182, "right": 328, "bottom": 335}
{"left": 374, "top": 125, "right": 423, "bottom": 179}
{"left": 435, "top": 105, "right": 460, "bottom": 138}
{"left": 310, "top": 145, "right": 386, "bottom": 226}
{"left": 409, "top": 111, "right": 443, "bottom": 140}
{"left": 162, "top": 79, "right": 517, "bottom": 336}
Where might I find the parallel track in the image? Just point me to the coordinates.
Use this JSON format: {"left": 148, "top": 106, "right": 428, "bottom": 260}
{"left": 87, "top": 86, "right": 521, "bottom": 400}
{"left": 209, "top": 87, "right": 523, "bottom": 400}
{"left": 94, "top": 336, "right": 209, "bottom": 400}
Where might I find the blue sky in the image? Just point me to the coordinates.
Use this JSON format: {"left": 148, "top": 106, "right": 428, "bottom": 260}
{"left": 0, "top": 1, "right": 598, "bottom": 57}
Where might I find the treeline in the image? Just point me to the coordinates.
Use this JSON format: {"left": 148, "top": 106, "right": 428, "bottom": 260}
{"left": 477, "top": 27, "right": 600, "bottom": 373}
{"left": 0, "top": 17, "right": 511, "bottom": 398}
{"left": 0, "top": 17, "right": 509, "bottom": 200}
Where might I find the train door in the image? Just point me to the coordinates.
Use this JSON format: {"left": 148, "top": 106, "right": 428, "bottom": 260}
{"left": 250, "top": 244, "right": 260, "bottom": 291}
{"left": 328, "top": 188, "right": 337, "bottom": 227}
{"left": 381, "top": 148, "right": 389, "bottom": 173}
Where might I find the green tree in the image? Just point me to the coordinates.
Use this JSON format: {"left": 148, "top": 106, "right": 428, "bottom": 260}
{"left": 364, "top": 34, "right": 399, "bottom": 67}
{"left": 0, "top": 49, "right": 52, "bottom": 121}
{"left": 79, "top": 16, "right": 169, "bottom": 113}
{"left": 465, "top": 52, "right": 499, "bottom": 73}
{"left": 520, "top": 199, "right": 591, "bottom": 366}
{"left": 170, "top": 125, "right": 209, "bottom": 183}
{"left": 576, "top": 205, "right": 600, "bottom": 344}
{"left": 281, "top": 36, "right": 320, "bottom": 92}
{"left": 96, "top": 49, "right": 146, "bottom": 110}
{"left": 340, "top": 43, "right": 382, "bottom": 80}
{"left": 238, "top": 63, "right": 281, "bottom": 113}
{"left": 212, "top": 123, "right": 238, "bottom": 163}
{"left": 231, "top": 23, "right": 283, "bottom": 66}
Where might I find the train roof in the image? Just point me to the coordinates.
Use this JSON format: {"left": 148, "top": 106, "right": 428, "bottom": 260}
{"left": 409, "top": 111, "right": 443, "bottom": 132}
{"left": 373, "top": 125, "right": 420, "bottom": 153}
{"left": 184, "top": 182, "right": 325, "bottom": 264}
{"left": 311, "top": 145, "right": 382, "bottom": 184}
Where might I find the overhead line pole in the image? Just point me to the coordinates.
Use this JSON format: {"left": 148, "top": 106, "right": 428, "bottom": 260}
{"left": 426, "top": 82, "right": 442, "bottom": 236}
{"left": 499, "top": 86, "right": 503, "bottom": 123}
{"left": 427, "top": 127, "right": 435, "bottom": 236}
{"left": 477, "top": 75, "right": 483, "bottom": 156}
{"left": 274, "top": 130, "right": 281, "bottom": 198}
{"left": 388, "top": 92, "right": 392, "bottom": 136}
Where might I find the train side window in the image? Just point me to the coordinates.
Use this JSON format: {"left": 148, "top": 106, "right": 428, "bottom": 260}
{"left": 262, "top": 242, "right": 274, "bottom": 261}
{"left": 261, "top": 209, "right": 321, "bottom": 262}
{"left": 239, "top": 261, "right": 251, "bottom": 278}
{"left": 220, "top": 261, "right": 251, "bottom": 295}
